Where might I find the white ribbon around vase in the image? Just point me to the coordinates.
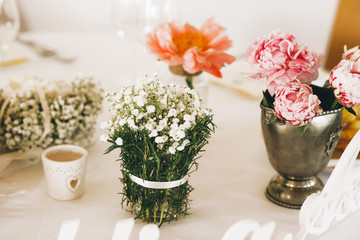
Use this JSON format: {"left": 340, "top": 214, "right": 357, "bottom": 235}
{"left": 128, "top": 173, "right": 188, "bottom": 189}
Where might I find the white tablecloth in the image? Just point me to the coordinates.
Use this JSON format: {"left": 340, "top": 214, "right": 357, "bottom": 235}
{"left": 0, "top": 32, "right": 359, "bottom": 240}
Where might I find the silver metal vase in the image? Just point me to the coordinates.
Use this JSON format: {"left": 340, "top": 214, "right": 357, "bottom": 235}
{"left": 260, "top": 103, "right": 343, "bottom": 209}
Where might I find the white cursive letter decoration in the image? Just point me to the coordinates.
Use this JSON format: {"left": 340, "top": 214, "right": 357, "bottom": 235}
{"left": 57, "top": 131, "right": 360, "bottom": 240}
{"left": 295, "top": 129, "right": 360, "bottom": 239}
{"left": 222, "top": 130, "right": 360, "bottom": 240}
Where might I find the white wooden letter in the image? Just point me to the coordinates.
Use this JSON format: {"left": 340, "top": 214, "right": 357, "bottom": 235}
{"left": 295, "top": 130, "right": 360, "bottom": 240}
{"left": 222, "top": 220, "right": 293, "bottom": 240}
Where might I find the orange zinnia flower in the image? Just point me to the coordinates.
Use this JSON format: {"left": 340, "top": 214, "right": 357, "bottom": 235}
{"left": 146, "top": 18, "right": 235, "bottom": 78}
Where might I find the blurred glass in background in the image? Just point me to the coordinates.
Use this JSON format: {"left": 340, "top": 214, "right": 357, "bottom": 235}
{"left": 0, "top": 0, "right": 20, "bottom": 66}
{"left": 111, "top": 0, "right": 179, "bottom": 45}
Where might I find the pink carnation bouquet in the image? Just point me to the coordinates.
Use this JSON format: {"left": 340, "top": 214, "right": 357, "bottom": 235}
{"left": 146, "top": 18, "right": 236, "bottom": 89}
{"left": 329, "top": 46, "right": 360, "bottom": 108}
{"left": 246, "top": 30, "right": 360, "bottom": 134}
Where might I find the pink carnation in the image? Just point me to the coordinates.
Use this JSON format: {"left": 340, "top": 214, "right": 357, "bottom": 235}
{"left": 246, "top": 30, "right": 322, "bottom": 95}
{"left": 146, "top": 18, "right": 235, "bottom": 78}
{"left": 274, "top": 81, "right": 321, "bottom": 126}
{"left": 342, "top": 45, "right": 360, "bottom": 61}
{"left": 329, "top": 58, "right": 360, "bottom": 108}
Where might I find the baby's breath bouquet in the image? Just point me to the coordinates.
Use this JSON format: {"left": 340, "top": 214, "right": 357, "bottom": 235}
{"left": 101, "top": 74, "right": 215, "bottom": 226}
{"left": 0, "top": 75, "right": 103, "bottom": 171}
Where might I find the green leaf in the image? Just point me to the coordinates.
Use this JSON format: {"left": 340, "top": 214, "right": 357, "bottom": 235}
{"left": 105, "top": 144, "right": 118, "bottom": 154}
{"left": 262, "top": 90, "right": 274, "bottom": 108}
{"left": 299, "top": 124, "right": 309, "bottom": 136}
{"left": 311, "top": 84, "right": 337, "bottom": 111}
{"left": 262, "top": 93, "right": 270, "bottom": 107}
{"left": 185, "top": 76, "right": 194, "bottom": 89}
{"left": 322, "top": 80, "right": 331, "bottom": 88}
{"left": 346, "top": 107, "right": 357, "bottom": 116}
{"left": 330, "top": 99, "right": 340, "bottom": 110}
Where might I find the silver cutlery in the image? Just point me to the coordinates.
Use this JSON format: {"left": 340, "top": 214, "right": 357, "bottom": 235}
{"left": 17, "top": 38, "right": 76, "bottom": 63}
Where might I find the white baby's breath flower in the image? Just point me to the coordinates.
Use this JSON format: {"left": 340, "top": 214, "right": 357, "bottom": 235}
{"left": 188, "top": 89, "right": 197, "bottom": 96}
{"left": 115, "top": 93, "right": 122, "bottom": 101}
{"left": 131, "top": 109, "right": 139, "bottom": 116}
{"left": 146, "top": 105, "right": 155, "bottom": 113}
{"left": 133, "top": 95, "right": 146, "bottom": 107}
{"left": 19, "top": 102, "right": 27, "bottom": 109}
{"left": 145, "top": 123, "right": 154, "bottom": 131}
{"left": 115, "top": 137, "right": 123, "bottom": 146}
{"left": 160, "top": 93, "right": 168, "bottom": 105}
{"left": 100, "top": 121, "right": 109, "bottom": 129}
{"left": 177, "top": 145, "right": 185, "bottom": 151}
{"left": 169, "top": 146, "right": 176, "bottom": 155}
{"left": 170, "top": 122, "right": 178, "bottom": 130}
{"left": 119, "top": 119, "right": 126, "bottom": 126}
{"left": 169, "top": 129, "right": 176, "bottom": 138}
{"left": 124, "top": 87, "right": 132, "bottom": 95}
{"left": 180, "top": 121, "right": 191, "bottom": 130}
{"left": 100, "top": 134, "right": 108, "bottom": 142}
{"left": 194, "top": 99, "right": 201, "bottom": 109}
{"left": 127, "top": 118, "right": 137, "bottom": 129}
{"left": 156, "top": 125, "right": 164, "bottom": 132}
{"left": 167, "top": 108, "right": 177, "bottom": 117}
{"left": 134, "top": 82, "right": 143, "bottom": 92}
{"left": 137, "top": 113, "right": 145, "bottom": 120}
{"left": 160, "top": 118, "right": 168, "bottom": 127}
{"left": 176, "top": 130, "right": 186, "bottom": 140}
{"left": 149, "top": 129, "right": 158, "bottom": 137}
{"left": 58, "top": 96, "right": 65, "bottom": 105}
{"left": 1, "top": 75, "right": 103, "bottom": 151}
{"left": 110, "top": 108, "right": 117, "bottom": 115}
{"left": 156, "top": 118, "right": 168, "bottom": 132}
{"left": 155, "top": 136, "right": 166, "bottom": 143}
{"left": 124, "top": 95, "right": 131, "bottom": 104}
{"left": 177, "top": 139, "right": 190, "bottom": 151}
{"left": 139, "top": 90, "right": 147, "bottom": 96}
{"left": 103, "top": 74, "right": 213, "bottom": 155}
{"left": 115, "top": 103, "right": 122, "bottom": 109}
{"left": 184, "top": 114, "right": 195, "bottom": 122}
{"left": 28, "top": 99, "right": 36, "bottom": 106}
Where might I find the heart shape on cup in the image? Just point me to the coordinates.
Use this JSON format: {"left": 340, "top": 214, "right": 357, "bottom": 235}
{"left": 66, "top": 175, "right": 81, "bottom": 194}
{"left": 70, "top": 178, "right": 79, "bottom": 189}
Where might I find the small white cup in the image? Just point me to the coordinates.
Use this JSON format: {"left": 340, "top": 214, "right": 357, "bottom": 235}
{"left": 41, "top": 145, "right": 88, "bottom": 200}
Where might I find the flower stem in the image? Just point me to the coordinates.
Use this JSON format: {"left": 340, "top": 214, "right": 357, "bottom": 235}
{"left": 146, "top": 208, "right": 150, "bottom": 223}
{"left": 154, "top": 205, "right": 157, "bottom": 224}
{"left": 159, "top": 194, "right": 166, "bottom": 225}
{"left": 185, "top": 76, "right": 194, "bottom": 89}
{"left": 159, "top": 175, "right": 171, "bottom": 225}
{"left": 331, "top": 99, "right": 339, "bottom": 109}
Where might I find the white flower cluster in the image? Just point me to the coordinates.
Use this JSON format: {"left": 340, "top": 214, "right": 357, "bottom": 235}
{"left": 101, "top": 74, "right": 212, "bottom": 154}
{"left": 0, "top": 75, "right": 103, "bottom": 152}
